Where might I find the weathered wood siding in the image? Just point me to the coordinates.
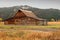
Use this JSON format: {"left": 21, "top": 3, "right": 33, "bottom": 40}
{"left": 4, "top": 17, "right": 44, "bottom": 25}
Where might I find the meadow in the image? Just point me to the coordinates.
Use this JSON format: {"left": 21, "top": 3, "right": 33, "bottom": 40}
{"left": 0, "top": 22, "right": 60, "bottom": 29}
{"left": 0, "top": 22, "right": 60, "bottom": 40}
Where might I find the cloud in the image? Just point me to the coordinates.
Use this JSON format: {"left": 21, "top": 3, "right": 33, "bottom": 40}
{"left": 0, "top": 0, "right": 30, "bottom": 2}
{"left": 0, "top": 0, "right": 60, "bottom": 9}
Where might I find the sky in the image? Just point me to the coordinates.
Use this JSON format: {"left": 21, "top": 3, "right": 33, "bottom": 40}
{"left": 0, "top": 0, "right": 60, "bottom": 9}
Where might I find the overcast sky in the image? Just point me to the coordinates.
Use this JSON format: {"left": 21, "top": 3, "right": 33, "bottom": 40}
{"left": 0, "top": 0, "right": 60, "bottom": 9}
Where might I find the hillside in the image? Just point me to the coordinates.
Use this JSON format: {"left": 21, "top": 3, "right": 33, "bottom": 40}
{"left": 0, "top": 5, "right": 60, "bottom": 21}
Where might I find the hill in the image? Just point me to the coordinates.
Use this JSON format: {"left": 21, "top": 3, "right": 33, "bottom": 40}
{"left": 0, "top": 5, "right": 60, "bottom": 21}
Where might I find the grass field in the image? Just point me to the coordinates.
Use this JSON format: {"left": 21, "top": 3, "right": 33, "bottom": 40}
{"left": 0, "top": 29, "right": 60, "bottom": 40}
{"left": 0, "top": 22, "right": 60, "bottom": 40}
{"left": 0, "top": 22, "right": 60, "bottom": 29}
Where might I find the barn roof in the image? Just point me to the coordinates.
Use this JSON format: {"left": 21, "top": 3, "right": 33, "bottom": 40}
{"left": 19, "top": 9, "right": 45, "bottom": 21}
{"left": 4, "top": 9, "right": 46, "bottom": 21}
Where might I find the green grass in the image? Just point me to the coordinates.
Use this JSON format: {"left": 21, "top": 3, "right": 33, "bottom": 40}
{"left": 0, "top": 24, "right": 60, "bottom": 29}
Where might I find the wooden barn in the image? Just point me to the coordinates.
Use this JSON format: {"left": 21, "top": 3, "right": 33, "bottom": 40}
{"left": 4, "top": 9, "right": 47, "bottom": 25}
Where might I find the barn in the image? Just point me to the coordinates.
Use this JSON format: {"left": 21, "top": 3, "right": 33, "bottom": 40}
{"left": 4, "top": 9, "right": 47, "bottom": 25}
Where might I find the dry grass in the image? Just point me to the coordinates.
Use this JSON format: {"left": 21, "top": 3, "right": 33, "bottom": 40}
{"left": 0, "top": 30, "right": 60, "bottom": 40}
{"left": 0, "top": 22, "right": 4, "bottom": 25}
{"left": 48, "top": 22, "right": 60, "bottom": 25}
{"left": 0, "top": 22, "right": 60, "bottom": 40}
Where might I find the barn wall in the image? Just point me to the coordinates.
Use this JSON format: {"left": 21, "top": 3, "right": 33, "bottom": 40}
{"left": 4, "top": 17, "right": 46, "bottom": 25}
{"left": 4, "top": 18, "right": 15, "bottom": 25}
{"left": 14, "top": 17, "right": 38, "bottom": 25}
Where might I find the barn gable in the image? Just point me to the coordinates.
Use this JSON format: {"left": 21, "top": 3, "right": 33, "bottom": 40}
{"left": 14, "top": 10, "right": 26, "bottom": 18}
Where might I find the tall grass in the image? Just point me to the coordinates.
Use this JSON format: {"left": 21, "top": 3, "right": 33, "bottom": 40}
{"left": 0, "top": 22, "right": 60, "bottom": 40}
{"left": 0, "top": 30, "right": 60, "bottom": 40}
